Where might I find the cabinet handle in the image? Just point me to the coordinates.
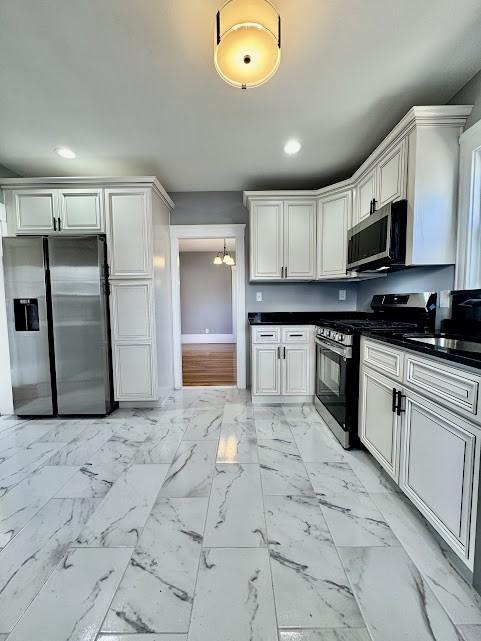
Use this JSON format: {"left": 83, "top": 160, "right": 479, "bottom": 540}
{"left": 277, "top": 346, "right": 281, "bottom": 359}
{"left": 289, "top": 334, "right": 303, "bottom": 337}
{"left": 57, "top": 217, "right": 62, "bottom": 231}
{"left": 392, "top": 388, "right": 397, "bottom": 413}
{"left": 284, "top": 266, "right": 287, "bottom": 278}
{"left": 53, "top": 217, "right": 57, "bottom": 231}
{"left": 260, "top": 333, "right": 274, "bottom": 337}
{"left": 372, "top": 199, "right": 377, "bottom": 213}
{"left": 283, "top": 346, "right": 286, "bottom": 359}
{"left": 396, "top": 391, "right": 405, "bottom": 416}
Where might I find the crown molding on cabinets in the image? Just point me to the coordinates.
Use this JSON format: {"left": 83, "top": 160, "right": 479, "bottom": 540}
{"left": 0, "top": 176, "right": 174, "bottom": 210}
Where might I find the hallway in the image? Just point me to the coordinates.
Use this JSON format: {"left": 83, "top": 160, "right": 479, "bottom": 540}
{"left": 0, "top": 388, "right": 480, "bottom": 640}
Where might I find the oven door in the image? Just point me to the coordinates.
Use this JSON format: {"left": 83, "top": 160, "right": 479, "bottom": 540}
{"left": 315, "top": 337, "right": 350, "bottom": 426}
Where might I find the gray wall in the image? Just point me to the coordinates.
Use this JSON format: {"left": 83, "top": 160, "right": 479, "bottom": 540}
{"left": 180, "top": 251, "right": 233, "bottom": 335}
{"left": 357, "top": 265, "right": 455, "bottom": 311}
{"left": 170, "top": 191, "right": 358, "bottom": 313}
{"left": 450, "top": 67, "right": 481, "bottom": 130}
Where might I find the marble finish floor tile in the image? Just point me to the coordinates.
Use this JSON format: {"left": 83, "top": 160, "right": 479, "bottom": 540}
{"left": 159, "top": 441, "right": 217, "bottom": 498}
{"left": 98, "top": 634, "right": 187, "bottom": 641}
{"left": 223, "top": 402, "right": 254, "bottom": 422}
{"left": 102, "top": 498, "right": 207, "bottom": 634}
{"left": 342, "top": 448, "right": 401, "bottom": 495}
{"left": 0, "top": 423, "right": 53, "bottom": 459}
{"left": 188, "top": 548, "right": 278, "bottom": 641}
{"left": 307, "top": 462, "right": 398, "bottom": 547}
{"left": 47, "top": 423, "right": 114, "bottom": 466}
{"left": 0, "top": 497, "right": 97, "bottom": 633}
{"left": 76, "top": 464, "right": 168, "bottom": 547}
{"left": 217, "top": 422, "right": 258, "bottom": 463}
{"left": 36, "top": 419, "right": 90, "bottom": 443}
{"left": 55, "top": 434, "right": 140, "bottom": 498}
{"left": 204, "top": 463, "right": 266, "bottom": 547}
{"left": 254, "top": 406, "right": 294, "bottom": 440}
{"left": 182, "top": 408, "right": 223, "bottom": 441}
{"left": 258, "top": 438, "right": 314, "bottom": 495}
{"left": 0, "top": 465, "right": 78, "bottom": 548}
{"left": 6, "top": 547, "right": 132, "bottom": 641}
{"left": 372, "top": 490, "right": 481, "bottom": 624}
{"left": 457, "top": 625, "right": 481, "bottom": 640}
{"left": 279, "top": 630, "right": 372, "bottom": 641}
{"left": 339, "top": 546, "right": 463, "bottom": 641}
{"left": 0, "top": 442, "right": 62, "bottom": 497}
{"left": 289, "top": 420, "right": 345, "bottom": 463}
{"left": 134, "top": 423, "right": 185, "bottom": 463}
{"left": 265, "top": 495, "right": 363, "bottom": 628}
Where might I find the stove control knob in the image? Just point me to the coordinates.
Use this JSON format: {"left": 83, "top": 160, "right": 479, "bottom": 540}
{"left": 338, "top": 334, "right": 345, "bottom": 342}
{"left": 333, "top": 332, "right": 341, "bottom": 342}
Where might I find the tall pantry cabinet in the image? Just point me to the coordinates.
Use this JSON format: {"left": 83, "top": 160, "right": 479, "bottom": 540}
{"left": 1, "top": 176, "right": 175, "bottom": 404}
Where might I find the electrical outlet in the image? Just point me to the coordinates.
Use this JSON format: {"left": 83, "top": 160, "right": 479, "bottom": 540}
{"left": 256, "top": 291, "right": 263, "bottom": 302}
{"left": 205, "top": 328, "right": 210, "bottom": 334}
{"left": 338, "top": 289, "right": 346, "bottom": 301}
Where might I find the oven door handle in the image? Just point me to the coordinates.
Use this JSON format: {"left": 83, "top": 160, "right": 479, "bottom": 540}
{"left": 315, "top": 336, "right": 352, "bottom": 359}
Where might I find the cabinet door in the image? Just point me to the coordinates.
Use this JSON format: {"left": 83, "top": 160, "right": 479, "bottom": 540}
{"left": 317, "top": 192, "right": 350, "bottom": 278}
{"left": 113, "top": 343, "right": 156, "bottom": 400}
{"left": 284, "top": 201, "right": 316, "bottom": 280}
{"left": 400, "top": 390, "right": 477, "bottom": 561}
{"left": 377, "top": 139, "right": 407, "bottom": 208}
{"left": 106, "top": 188, "right": 153, "bottom": 278}
{"left": 355, "top": 168, "right": 377, "bottom": 223}
{"left": 13, "top": 190, "right": 57, "bottom": 234}
{"left": 58, "top": 188, "right": 104, "bottom": 233}
{"left": 282, "top": 345, "right": 309, "bottom": 395}
{"left": 359, "top": 367, "right": 401, "bottom": 481}
{"left": 250, "top": 201, "right": 283, "bottom": 280}
{"left": 253, "top": 345, "right": 281, "bottom": 395}
{"left": 110, "top": 281, "right": 153, "bottom": 342}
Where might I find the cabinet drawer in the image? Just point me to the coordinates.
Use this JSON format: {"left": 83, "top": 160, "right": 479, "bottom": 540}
{"left": 362, "top": 339, "right": 403, "bottom": 380}
{"left": 252, "top": 327, "right": 281, "bottom": 343}
{"left": 281, "top": 327, "right": 308, "bottom": 343}
{"left": 405, "top": 355, "right": 479, "bottom": 416}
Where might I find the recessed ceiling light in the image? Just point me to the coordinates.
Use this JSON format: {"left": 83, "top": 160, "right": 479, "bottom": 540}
{"left": 55, "top": 146, "right": 76, "bottom": 159}
{"left": 284, "top": 139, "right": 301, "bottom": 155}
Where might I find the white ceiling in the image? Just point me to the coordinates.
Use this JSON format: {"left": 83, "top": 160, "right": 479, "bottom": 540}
{"left": 1, "top": 0, "right": 481, "bottom": 192}
{"left": 179, "top": 238, "right": 235, "bottom": 252}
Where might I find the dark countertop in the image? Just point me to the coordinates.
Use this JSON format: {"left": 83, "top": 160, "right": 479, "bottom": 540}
{"left": 362, "top": 330, "right": 481, "bottom": 371}
{"left": 248, "top": 311, "right": 367, "bottom": 325}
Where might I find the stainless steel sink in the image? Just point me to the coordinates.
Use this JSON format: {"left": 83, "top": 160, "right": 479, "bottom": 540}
{"left": 404, "top": 335, "right": 481, "bottom": 354}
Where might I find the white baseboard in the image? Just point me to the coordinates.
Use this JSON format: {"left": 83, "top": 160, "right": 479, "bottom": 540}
{"left": 181, "top": 334, "right": 235, "bottom": 344}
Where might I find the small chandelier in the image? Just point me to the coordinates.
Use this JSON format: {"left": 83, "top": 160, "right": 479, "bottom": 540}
{"left": 213, "top": 239, "right": 235, "bottom": 266}
{"left": 214, "top": 0, "right": 281, "bottom": 90}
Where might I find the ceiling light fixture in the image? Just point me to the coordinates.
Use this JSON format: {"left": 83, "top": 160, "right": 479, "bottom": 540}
{"left": 214, "top": 0, "right": 281, "bottom": 90}
{"left": 213, "top": 253, "right": 223, "bottom": 265}
{"left": 55, "top": 146, "right": 76, "bottom": 159}
{"left": 214, "top": 239, "right": 236, "bottom": 266}
{"left": 284, "top": 139, "right": 301, "bottom": 155}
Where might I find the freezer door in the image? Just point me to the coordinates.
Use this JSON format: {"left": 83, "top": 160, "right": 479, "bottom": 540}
{"left": 2, "top": 237, "right": 53, "bottom": 415}
{"left": 48, "top": 236, "right": 113, "bottom": 415}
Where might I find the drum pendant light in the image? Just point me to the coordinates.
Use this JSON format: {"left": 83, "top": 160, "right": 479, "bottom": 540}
{"left": 214, "top": 0, "right": 281, "bottom": 89}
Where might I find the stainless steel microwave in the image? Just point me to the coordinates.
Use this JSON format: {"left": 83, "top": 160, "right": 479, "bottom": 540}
{"left": 347, "top": 200, "right": 407, "bottom": 271}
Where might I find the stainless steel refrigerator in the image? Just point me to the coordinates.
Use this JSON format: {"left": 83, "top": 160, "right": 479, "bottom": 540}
{"left": 2, "top": 235, "right": 115, "bottom": 416}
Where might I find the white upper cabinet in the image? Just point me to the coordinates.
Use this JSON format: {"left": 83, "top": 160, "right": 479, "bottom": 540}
{"left": 317, "top": 191, "right": 351, "bottom": 278}
{"left": 11, "top": 187, "right": 104, "bottom": 234}
{"left": 250, "top": 199, "right": 315, "bottom": 281}
{"left": 376, "top": 138, "right": 407, "bottom": 208}
{"left": 355, "top": 167, "right": 377, "bottom": 223}
{"left": 13, "top": 190, "right": 57, "bottom": 234}
{"left": 284, "top": 201, "right": 316, "bottom": 280}
{"left": 250, "top": 201, "right": 283, "bottom": 280}
{"left": 58, "top": 188, "right": 104, "bottom": 233}
{"left": 106, "top": 188, "right": 153, "bottom": 278}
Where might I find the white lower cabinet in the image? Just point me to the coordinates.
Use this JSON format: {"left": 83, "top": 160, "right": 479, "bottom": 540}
{"left": 400, "top": 390, "right": 477, "bottom": 558}
{"left": 253, "top": 345, "right": 281, "bottom": 396}
{"left": 359, "top": 367, "right": 401, "bottom": 481}
{"left": 251, "top": 326, "right": 313, "bottom": 401}
{"left": 114, "top": 343, "right": 156, "bottom": 401}
{"left": 359, "top": 337, "right": 481, "bottom": 567}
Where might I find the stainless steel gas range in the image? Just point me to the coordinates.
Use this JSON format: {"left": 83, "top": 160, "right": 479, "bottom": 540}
{"left": 314, "top": 293, "right": 436, "bottom": 449}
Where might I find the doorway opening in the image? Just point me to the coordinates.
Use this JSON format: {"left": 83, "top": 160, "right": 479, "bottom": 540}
{"left": 179, "top": 238, "right": 236, "bottom": 386}
{"left": 170, "top": 224, "right": 246, "bottom": 390}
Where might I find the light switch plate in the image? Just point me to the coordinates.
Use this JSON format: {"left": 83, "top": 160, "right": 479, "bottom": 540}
{"left": 338, "top": 289, "right": 346, "bottom": 301}
{"left": 256, "top": 291, "right": 263, "bottom": 302}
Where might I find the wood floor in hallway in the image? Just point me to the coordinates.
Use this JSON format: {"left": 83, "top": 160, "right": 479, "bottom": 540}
{"left": 182, "top": 343, "right": 236, "bottom": 386}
